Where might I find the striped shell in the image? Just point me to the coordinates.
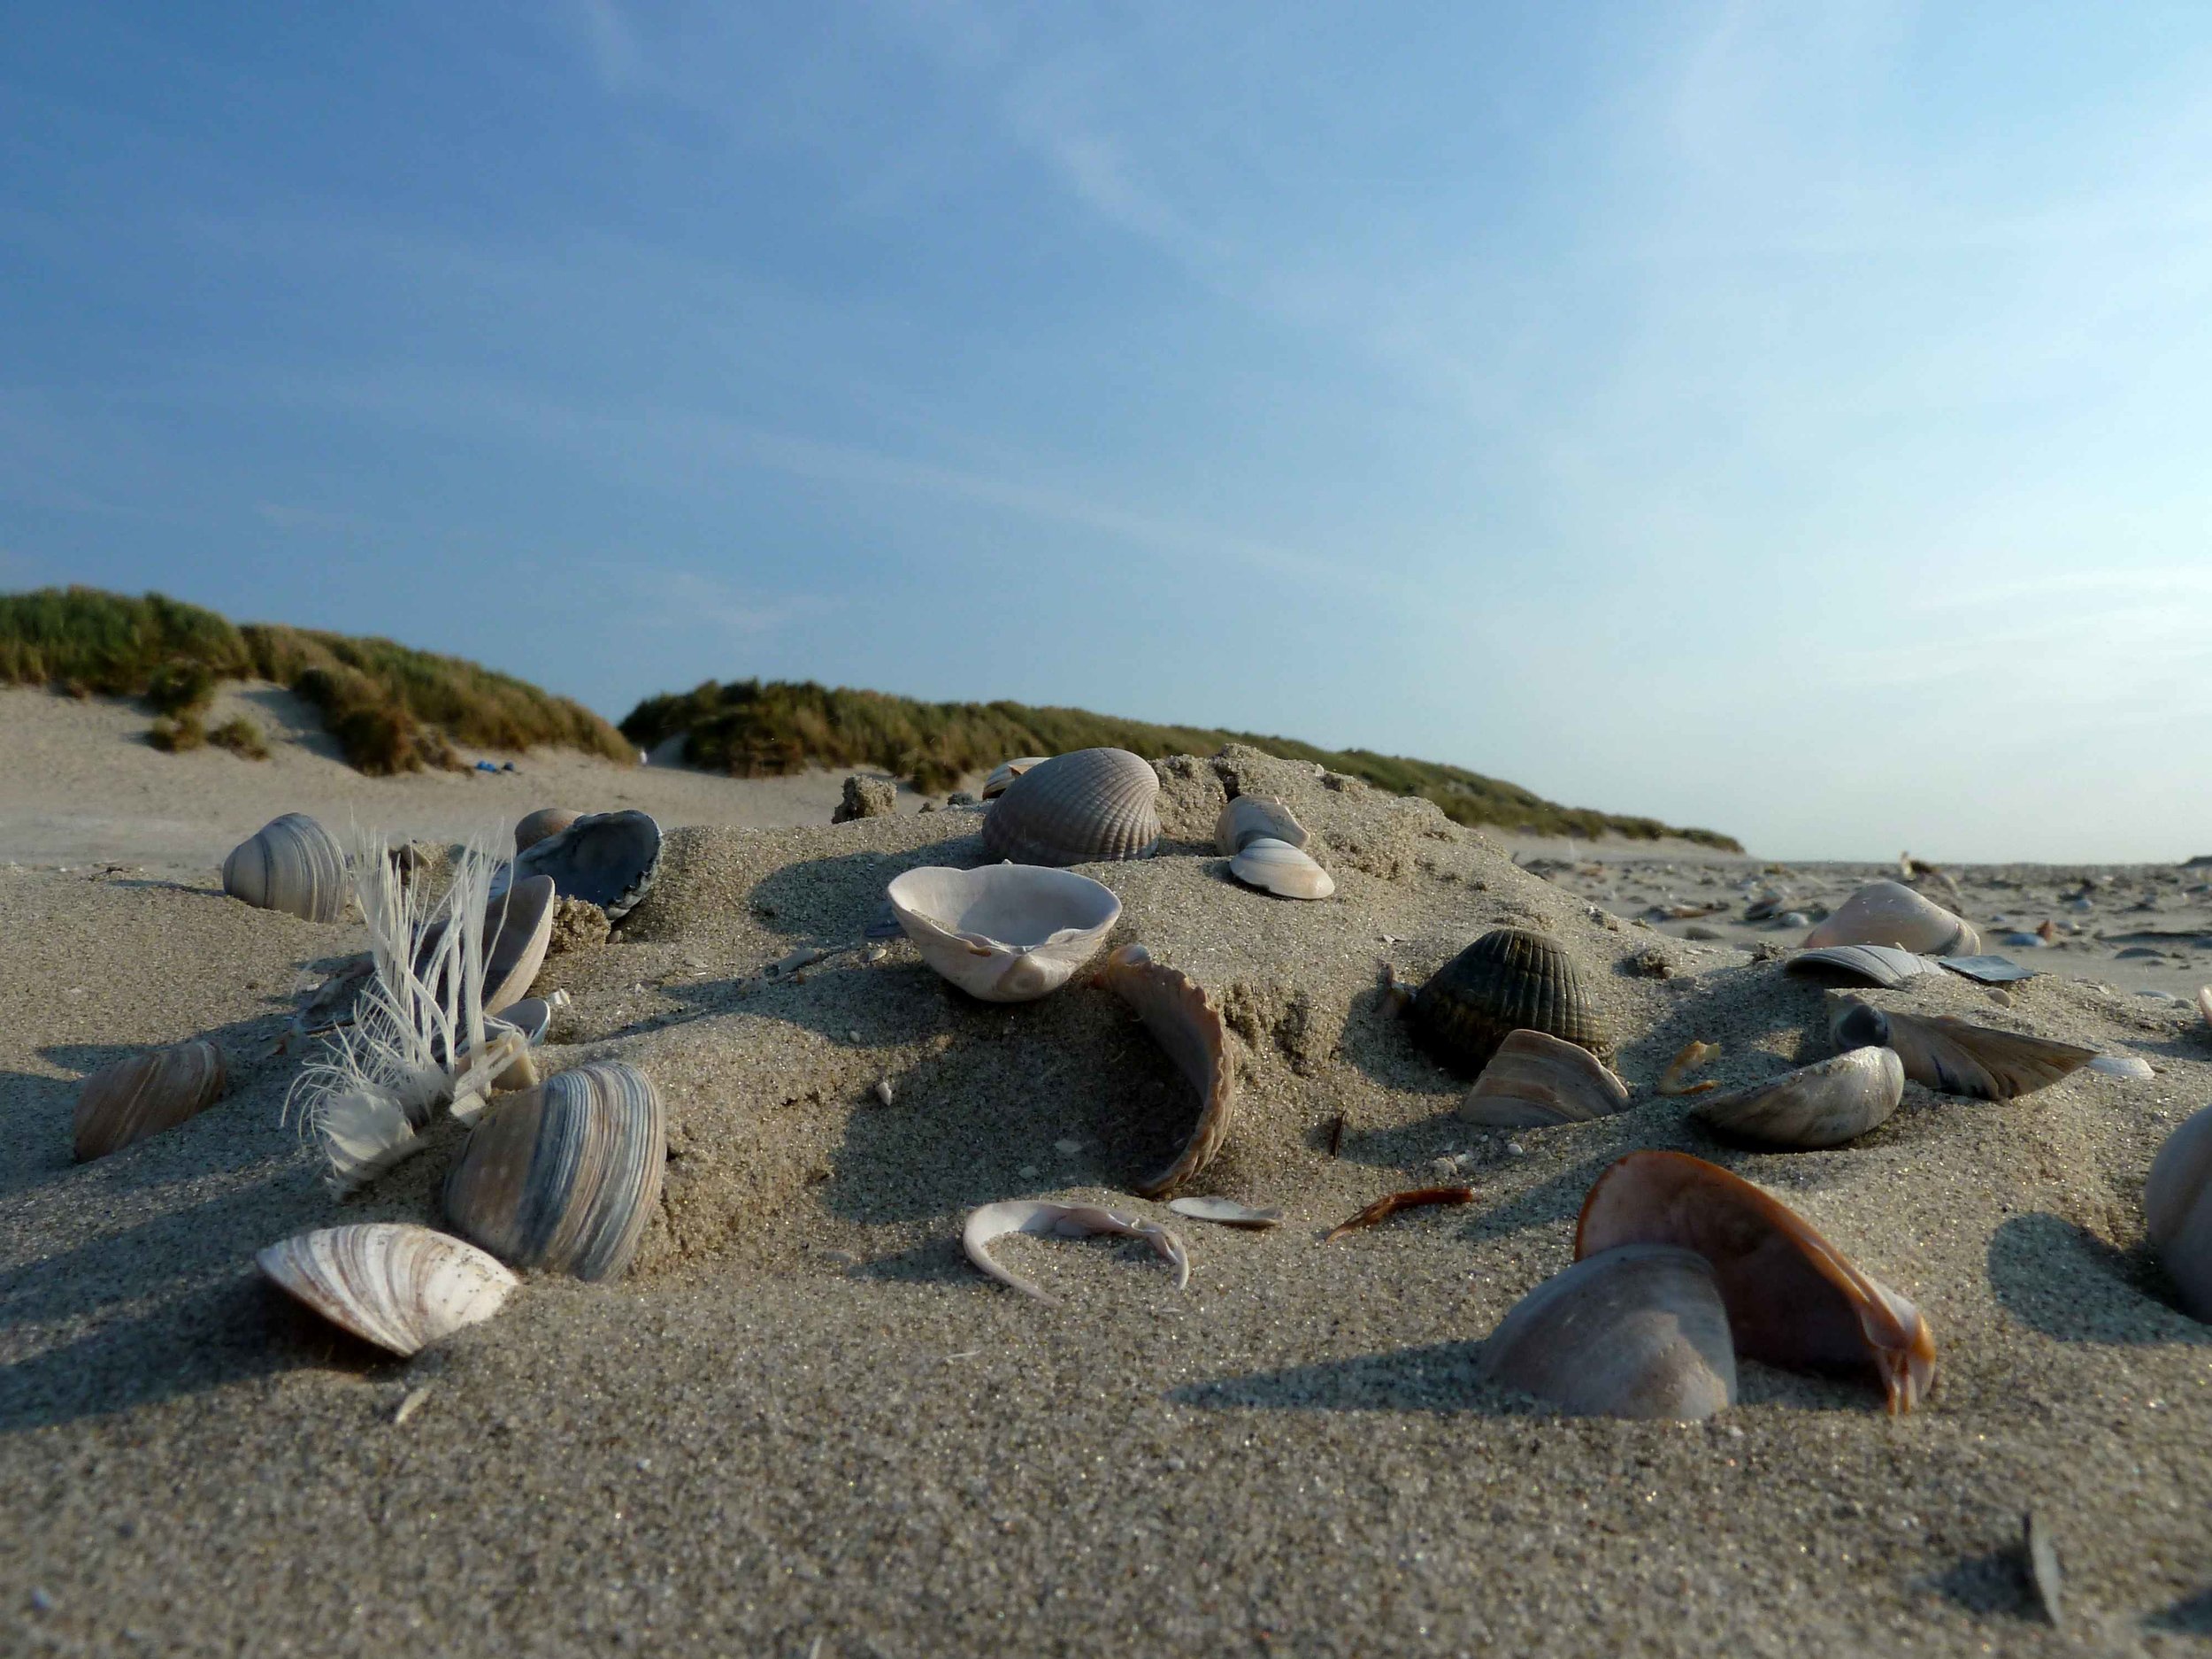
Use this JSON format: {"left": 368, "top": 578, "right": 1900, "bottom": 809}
{"left": 2146, "top": 1104, "right": 2212, "bottom": 1322}
{"left": 222, "top": 812, "right": 347, "bottom": 922}
{"left": 1228, "top": 837, "right": 1334, "bottom": 900}
{"left": 1805, "top": 880, "right": 1980, "bottom": 956}
{"left": 981, "top": 749, "right": 1161, "bottom": 867}
{"left": 1692, "top": 1046, "right": 1904, "bottom": 1149}
{"left": 257, "top": 1223, "right": 518, "bottom": 1356}
{"left": 1478, "top": 1244, "right": 1737, "bottom": 1421}
{"left": 483, "top": 874, "right": 556, "bottom": 1016}
{"left": 72, "top": 1041, "right": 227, "bottom": 1161}
{"left": 1215, "top": 795, "right": 1309, "bottom": 855}
{"left": 1784, "top": 944, "right": 1934, "bottom": 989}
{"left": 443, "top": 1060, "right": 665, "bottom": 1280}
{"left": 515, "top": 807, "right": 580, "bottom": 852}
{"left": 509, "top": 810, "right": 662, "bottom": 922}
{"left": 1460, "top": 1028, "right": 1631, "bottom": 1127}
{"left": 1409, "top": 928, "right": 1611, "bottom": 1076}
{"left": 1102, "top": 944, "right": 1236, "bottom": 1197}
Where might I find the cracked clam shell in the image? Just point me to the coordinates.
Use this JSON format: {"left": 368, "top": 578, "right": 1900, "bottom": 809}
{"left": 981, "top": 748, "right": 1160, "bottom": 867}
{"left": 981, "top": 757, "right": 1049, "bottom": 800}
{"left": 515, "top": 807, "right": 580, "bottom": 852}
{"left": 1409, "top": 927, "right": 1611, "bottom": 1076}
{"left": 887, "top": 863, "right": 1120, "bottom": 1002}
{"left": 1102, "top": 944, "right": 1236, "bottom": 1197}
{"left": 1460, "top": 1028, "right": 1631, "bottom": 1127}
{"left": 1829, "top": 997, "right": 2093, "bottom": 1101}
{"left": 2146, "top": 1103, "right": 2212, "bottom": 1322}
{"left": 1577, "top": 1149, "right": 1936, "bottom": 1412}
{"left": 443, "top": 1060, "right": 665, "bottom": 1280}
{"left": 1228, "top": 836, "right": 1334, "bottom": 901}
{"left": 1692, "top": 1046, "right": 1903, "bottom": 1149}
{"left": 1215, "top": 795, "right": 1309, "bottom": 856}
{"left": 1477, "top": 1244, "right": 1737, "bottom": 1421}
{"left": 222, "top": 812, "right": 347, "bottom": 923}
{"left": 1804, "top": 880, "right": 1980, "bottom": 956}
{"left": 257, "top": 1223, "right": 518, "bottom": 1357}
{"left": 507, "top": 809, "right": 662, "bottom": 923}
{"left": 72, "top": 1041, "right": 228, "bottom": 1161}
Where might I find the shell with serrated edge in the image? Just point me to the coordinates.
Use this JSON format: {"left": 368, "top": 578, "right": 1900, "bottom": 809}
{"left": 981, "top": 749, "right": 1160, "bottom": 867}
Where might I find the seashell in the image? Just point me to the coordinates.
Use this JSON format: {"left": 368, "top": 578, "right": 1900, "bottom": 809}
{"left": 257, "top": 1223, "right": 518, "bottom": 1357}
{"left": 515, "top": 807, "right": 580, "bottom": 852}
{"left": 1459, "top": 1028, "right": 1631, "bottom": 1127}
{"left": 1804, "top": 880, "right": 1980, "bottom": 956}
{"left": 457, "top": 992, "right": 569, "bottom": 1095}
{"left": 1101, "top": 944, "right": 1236, "bottom": 1197}
{"left": 1829, "top": 997, "right": 2094, "bottom": 1101}
{"left": 2086, "top": 1053, "right": 2154, "bottom": 1080}
{"left": 1656, "top": 1039, "right": 1721, "bottom": 1097}
{"left": 962, "top": 1200, "right": 1189, "bottom": 1302}
{"left": 886, "top": 864, "right": 1120, "bottom": 1002}
{"left": 1409, "top": 927, "right": 1612, "bottom": 1076}
{"left": 293, "top": 953, "right": 375, "bottom": 1038}
{"left": 1785, "top": 944, "right": 1934, "bottom": 988}
{"left": 1692, "top": 1046, "right": 1904, "bottom": 1149}
{"left": 1936, "top": 954, "right": 2037, "bottom": 985}
{"left": 505, "top": 810, "right": 662, "bottom": 923}
{"left": 492, "top": 991, "right": 565, "bottom": 1048}
{"left": 222, "top": 812, "right": 348, "bottom": 922}
{"left": 1166, "top": 1196, "right": 1282, "bottom": 1229}
{"left": 482, "top": 873, "right": 556, "bottom": 1016}
{"left": 2024, "top": 1509, "right": 2064, "bottom": 1629}
{"left": 72, "top": 1041, "right": 227, "bottom": 1161}
{"left": 1227, "top": 837, "right": 1334, "bottom": 901}
{"left": 2145, "top": 1103, "right": 2212, "bottom": 1321}
{"left": 1577, "top": 1149, "right": 1936, "bottom": 1412}
{"left": 981, "top": 756, "right": 1049, "bottom": 800}
{"left": 2199, "top": 985, "right": 2211, "bottom": 1027}
{"left": 1476, "top": 1244, "right": 1737, "bottom": 1421}
{"left": 443, "top": 1060, "right": 664, "bottom": 1280}
{"left": 1214, "top": 795, "right": 1310, "bottom": 856}
{"left": 980, "top": 748, "right": 1160, "bottom": 867}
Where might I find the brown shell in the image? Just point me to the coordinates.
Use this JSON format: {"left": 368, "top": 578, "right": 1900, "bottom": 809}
{"left": 222, "top": 812, "right": 347, "bottom": 923}
{"left": 1101, "top": 944, "right": 1235, "bottom": 1197}
{"left": 515, "top": 808, "right": 580, "bottom": 852}
{"left": 1409, "top": 927, "right": 1611, "bottom": 1075}
{"left": 1830, "top": 997, "right": 2094, "bottom": 1101}
{"left": 73, "top": 1041, "right": 228, "bottom": 1161}
{"left": 980, "top": 748, "right": 1161, "bottom": 867}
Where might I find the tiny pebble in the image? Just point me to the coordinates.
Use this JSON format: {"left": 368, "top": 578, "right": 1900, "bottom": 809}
{"left": 1055, "top": 1138, "right": 1083, "bottom": 1156}
{"left": 848, "top": 1029, "right": 863, "bottom": 1042}
{"left": 1018, "top": 1164, "right": 1039, "bottom": 1179}
{"left": 392, "top": 1384, "right": 432, "bottom": 1426}
{"left": 1505, "top": 1141, "right": 1528, "bottom": 1158}
{"left": 873, "top": 1078, "right": 895, "bottom": 1107}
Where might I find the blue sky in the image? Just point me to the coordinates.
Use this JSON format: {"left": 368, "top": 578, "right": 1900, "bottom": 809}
{"left": 5, "top": 3, "right": 2210, "bottom": 860}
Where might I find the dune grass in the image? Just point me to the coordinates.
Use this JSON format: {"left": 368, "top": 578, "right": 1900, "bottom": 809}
{"left": 0, "top": 587, "right": 634, "bottom": 774}
{"left": 620, "top": 679, "right": 1742, "bottom": 849}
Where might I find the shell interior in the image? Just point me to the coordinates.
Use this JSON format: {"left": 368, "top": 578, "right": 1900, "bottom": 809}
{"left": 886, "top": 864, "right": 1120, "bottom": 1002}
{"left": 1102, "top": 944, "right": 1237, "bottom": 1197}
{"left": 962, "top": 1201, "right": 1189, "bottom": 1302}
{"left": 506, "top": 810, "right": 663, "bottom": 922}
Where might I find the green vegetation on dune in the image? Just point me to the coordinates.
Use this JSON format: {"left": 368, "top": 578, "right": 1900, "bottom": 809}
{"left": 620, "top": 678, "right": 1742, "bottom": 849}
{"left": 0, "top": 587, "right": 634, "bottom": 774}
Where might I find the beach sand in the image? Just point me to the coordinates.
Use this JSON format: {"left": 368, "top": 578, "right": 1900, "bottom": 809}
{"left": 4, "top": 694, "right": 2211, "bottom": 1655}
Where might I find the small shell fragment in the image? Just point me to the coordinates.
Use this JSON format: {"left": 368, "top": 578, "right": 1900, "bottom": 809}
{"left": 981, "top": 757, "right": 1049, "bottom": 800}
{"left": 1460, "top": 1029, "right": 1631, "bottom": 1127}
{"left": 962, "top": 1201, "right": 1189, "bottom": 1302}
{"left": 1214, "top": 795, "right": 1310, "bottom": 856}
{"left": 1937, "top": 955, "right": 2037, "bottom": 985}
{"left": 2086, "top": 1053, "right": 2154, "bottom": 1081}
{"left": 1166, "top": 1196, "right": 1283, "bottom": 1229}
{"left": 73, "top": 1041, "right": 228, "bottom": 1162}
{"left": 1101, "top": 945, "right": 1237, "bottom": 1197}
{"left": 1227, "top": 837, "right": 1334, "bottom": 901}
{"left": 1656, "top": 1039, "right": 1721, "bottom": 1097}
{"left": 256, "top": 1223, "right": 518, "bottom": 1357}
{"left": 2024, "top": 1509, "right": 2064, "bottom": 1629}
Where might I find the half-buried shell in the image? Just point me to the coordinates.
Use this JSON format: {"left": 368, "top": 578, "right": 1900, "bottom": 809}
{"left": 223, "top": 812, "right": 348, "bottom": 923}
{"left": 1227, "top": 837, "right": 1334, "bottom": 901}
{"left": 443, "top": 1060, "right": 664, "bottom": 1280}
{"left": 1215, "top": 795, "right": 1309, "bottom": 856}
{"left": 1785, "top": 944, "right": 1934, "bottom": 989}
{"left": 1829, "top": 997, "right": 2094, "bottom": 1101}
{"left": 1805, "top": 880, "right": 1980, "bottom": 956}
{"left": 981, "top": 757, "right": 1049, "bottom": 800}
{"left": 506, "top": 810, "right": 662, "bottom": 923}
{"left": 257, "top": 1223, "right": 518, "bottom": 1357}
{"left": 2145, "top": 1103, "right": 2212, "bottom": 1322}
{"left": 515, "top": 807, "right": 580, "bottom": 852}
{"left": 1691, "top": 1047, "right": 1904, "bottom": 1149}
{"left": 886, "top": 864, "right": 1120, "bottom": 1002}
{"left": 981, "top": 748, "right": 1160, "bottom": 867}
{"left": 1477, "top": 1244, "right": 1737, "bottom": 1421}
{"left": 73, "top": 1041, "right": 228, "bottom": 1161}
{"left": 415, "top": 873, "right": 557, "bottom": 1021}
{"left": 1101, "top": 944, "right": 1236, "bottom": 1197}
{"left": 1576, "top": 1149, "right": 1936, "bottom": 1413}
{"left": 962, "top": 1201, "right": 1189, "bottom": 1302}
{"left": 1409, "top": 927, "right": 1612, "bottom": 1076}
{"left": 1459, "top": 1028, "right": 1631, "bottom": 1127}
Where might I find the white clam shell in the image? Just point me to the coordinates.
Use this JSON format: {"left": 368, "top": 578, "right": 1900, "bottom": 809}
{"left": 73, "top": 1041, "right": 227, "bottom": 1162}
{"left": 257, "top": 1223, "right": 518, "bottom": 1357}
{"left": 1691, "top": 1046, "right": 1903, "bottom": 1149}
{"left": 2086, "top": 1053, "right": 2154, "bottom": 1081}
{"left": 962, "top": 1200, "right": 1189, "bottom": 1303}
{"left": 981, "top": 757, "right": 1050, "bottom": 800}
{"left": 980, "top": 748, "right": 1160, "bottom": 867}
{"left": 1227, "top": 836, "right": 1334, "bottom": 900}
{"left": 1166, "top": 1195, "right": 1283, "bottom": 1229}
{"left": 1102, "top": 944, "right": 1236, "bottom": 1197}
{"left": 1478, "top": 1244, "right": 1737, "bottom": 1421}
{"left": 1214, "top": 795, "right": 1309, "bottom": 856}
{"left": 886, "top": 864, "right": 1120, "bottom": 1002}
{"left": 223, "top": 812, "right": 348, "bottom": 923}
{"left": 2146, "top": 1103, "right": 2212, "bottom": 1322}
{"left": 1460, "top": 1028, "right": 1631, "bottom": 1127}
{"left": 2198, "top": 986, "right": 2212, "bottom": 1027}
{"left": 1830, "top": 997, "right": 2095, "bottom": 1101}
{"left": 1804, "top": 880, "right": 1979, "bottom": 956}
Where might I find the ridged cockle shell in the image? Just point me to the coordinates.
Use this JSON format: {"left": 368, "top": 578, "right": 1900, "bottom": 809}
{"left": 981, "top": 749, "right": 1160, "bottom": 867}
{"left": 1409, "top": 928, "right": 1611, "bottom": 1076}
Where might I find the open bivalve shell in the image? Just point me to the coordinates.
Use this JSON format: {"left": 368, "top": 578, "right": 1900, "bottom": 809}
{"left": 886, "top": 864, "right": 1120, "bottom": 1002}
{"left": 1691, "top": 1046, "right": 1904, "bottom": 1149}
{"left": 222, "top": 812, "right": 348, "bottom": 923}
{"left": 73, "top": 1041, "right": 227, "bottom": 1161}
{"left": 257, "top": 1223, "right": 518, "bottom": 1357}
{"left": 1829, "top": 997, "right": 2094, "bottom": 1101}
{"left": 1227, "top": 837, "right": 1333, "bottom": 901}
{"left": 1785, "top": 944, "right": 1934, "bottom": 989}
{"left": 1477, "top": 1245, "right": 1737, "bottom": 1421}
{"left": 515, "top": 807, "right": 580, "bottom": 853}
{"left": 981, "top": 757, "right": 1049, "bottom": 800}
{"left": 2145, "top": 1104, "right": 2212, "bottom": 1322}
{"left": 962, "top": 1201, "right": 1189, "bottom": 1303}
{"left": 1805, "top": 880, "right": 1980, "bottom": 956}
{"left": 1215, "top": 795, "right": 1310, "bottom": 856}
{"left": 1577, "top": 1150, "right": 1937, "bottom": 1413}
{"left": 981, "top": 748, "right": 1160, "bottom": 867}
{"left": 1409, "top": 927, "right": 1612, "bottom": 1077}
{"left": 1101, "top": 944, "right": 1236, "bottom": 1197}
{"left": 443, "top": 1060, "right": 664, "bottom": 1280}
{"left": 506, "top": 810, "right": 662, "bottom": 923}
{"left": 1460, "top": 1028, "right": 1631, "bottom": 1127}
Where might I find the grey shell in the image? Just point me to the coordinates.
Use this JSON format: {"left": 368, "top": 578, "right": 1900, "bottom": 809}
{"left": 223, "top": 812, "right": 348, "bottom": 923}
{"left": 980, "top": 749, "right": 1161, "bottom": 867}
{"left": 508, "top": 810, "right": 663, "bottom": 921}
{"left": 1692, "top": 1046, "right": 1904, "bottom": 1149}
